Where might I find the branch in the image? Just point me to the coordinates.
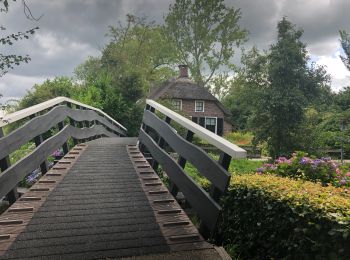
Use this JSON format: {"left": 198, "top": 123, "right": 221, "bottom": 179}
{"left": 22, "top": 0, "right": 43, "bottom": 21}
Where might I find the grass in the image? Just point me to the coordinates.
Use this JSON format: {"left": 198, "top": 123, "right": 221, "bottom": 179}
{"left": 9, "top": 142, "right": 36, "bottom": 164}
{"left": 229, "top": 159, "right": 264, "bottom": 174}
{"left": 184, "top": 157, "right": 264, "bottom": 189}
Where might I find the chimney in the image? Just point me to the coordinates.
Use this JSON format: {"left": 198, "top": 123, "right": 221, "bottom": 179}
{"left": 178, "top": 64, "right": 188, "bottom": 78}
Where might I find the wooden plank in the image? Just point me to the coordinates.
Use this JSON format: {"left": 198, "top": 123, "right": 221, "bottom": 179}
{"left": 0, "top": 105, "right": 124, "bottom": 160}
{"left": 143, "top": 110, "right": 230, "bottom": 193}
{"left": 0, "top": 97, "right": 127, "bottom": 133}
{"left": 146, "top": 99, "right": 246, "bottom": 159}
{"left": 139, "top": 129, "right": 221, "bottom": 233}
{"left": 0, "top": 125, "right": 115, "bottom": 199}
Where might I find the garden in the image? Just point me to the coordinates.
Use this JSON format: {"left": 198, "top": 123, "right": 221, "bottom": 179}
{"left": 184, "top": 133, "right": 350, "bottom": 259}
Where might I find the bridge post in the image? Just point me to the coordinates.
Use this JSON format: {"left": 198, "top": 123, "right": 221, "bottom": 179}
{"left": 29, "top": 114, "right": 49, "bottom": 175}
{"left": 75, "top": 105, "right": 84, "bottom": 143}
{"left": 57, "top": 121, "right": 69, "bottom": 155}
{"left": 67, "top": 102, "right": 78, "bottom": 145}
{"left": 170, "top": 130, "right": 194, "bottom": 197}
{"left": 151, "top": 116, "right": 171, "bottom": 170}
{"left": 139, "top": 105, "right": 154, "bottom": 153}
{"left": 210, "top": 152, "right": 231, "bottom": 202}
{"left": 0, "top": 127, "right": 19, "bottom": 204}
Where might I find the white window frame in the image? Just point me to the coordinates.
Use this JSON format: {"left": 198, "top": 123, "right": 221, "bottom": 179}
{"left": 195, "top": 100, "right": 205, "bottom": 112}
{"left": 172, "top": 99, "right": 182, "bottom": 111}
{"left": 205, "top": 116, "right": 217, "bottom": 134}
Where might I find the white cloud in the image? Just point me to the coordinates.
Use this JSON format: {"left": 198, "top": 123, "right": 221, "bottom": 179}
{"left": 315, "top": 51, "right": 350, "bottom": 91}
{"left": 0, "top": 73, "right": 48, "bottom": 99}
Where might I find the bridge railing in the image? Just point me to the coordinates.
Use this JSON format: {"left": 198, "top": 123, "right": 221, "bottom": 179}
{"left": 139, "top": 99, "right": 246, "bottom": 237}
{"left": 0, "top": 97, "right": 126, "bottom": 204}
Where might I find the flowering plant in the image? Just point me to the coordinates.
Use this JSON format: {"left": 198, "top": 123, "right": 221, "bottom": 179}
{"left": 52, "top": 149, "right": 64, "bottom": 158}
{"left": 256, "top": 151, "right": 350, "bottom": 187}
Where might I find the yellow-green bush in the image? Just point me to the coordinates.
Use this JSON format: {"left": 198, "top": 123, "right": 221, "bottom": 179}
{"left": 220, "top": 174, "right": 350, "bottom": 259}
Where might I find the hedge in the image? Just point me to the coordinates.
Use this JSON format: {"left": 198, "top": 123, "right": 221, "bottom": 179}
{"left": 219, "top": 174, "right": 350, "bottom": 259}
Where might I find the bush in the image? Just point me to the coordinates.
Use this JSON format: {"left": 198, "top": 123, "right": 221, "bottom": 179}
{"left": 220, "top": 174, "right": 350, "bottom": 259}
{"left": 257, "top": 152, "right": 350, "bottom": 187}
{"left": 224, "top": 131, "right": 253, "bottom": 146}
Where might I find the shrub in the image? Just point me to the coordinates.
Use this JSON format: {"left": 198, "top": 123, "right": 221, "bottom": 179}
{"left": 220, "top": 174, "right": 350, "bottom": 259}
{"left": 257, "top": 152, "right": 350, "bottom": 187}
{"left": 224, "top": 131, "right": 253, "bottom": 146}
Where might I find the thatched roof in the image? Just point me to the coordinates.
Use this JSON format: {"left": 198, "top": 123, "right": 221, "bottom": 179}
{"left": 148, "top": 77, "right": 230, "bottom": 116}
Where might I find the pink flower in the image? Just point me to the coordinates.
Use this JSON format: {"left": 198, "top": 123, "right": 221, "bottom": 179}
{"left": 336, "top": 168, "right": 341, "bottom": 175}
{"left": 347, "top": 172, "right": 350, "bottom": 177}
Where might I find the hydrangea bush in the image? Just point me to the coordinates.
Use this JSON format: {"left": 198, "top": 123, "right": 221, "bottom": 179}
{"left": 257, "top": 152, "right": 350, "bottom": 187}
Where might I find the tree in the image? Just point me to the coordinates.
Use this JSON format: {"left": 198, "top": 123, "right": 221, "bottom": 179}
{"left": 223, "top": 47, "right": 269, "bottom": 130}
{"left": 102, "top": 14, "right": 177, "bottom": 91}
{"left": 164, "top": 0, "right": 247, "bottom": 86}
{"left": 244, "top": 18, "right": 329, "bottom": 158}
{"left": 339, "top": 30, "right": 350, "bottom": 71}
{"left": 18, "top": 77, "right": 77, "bottom": 109}
{"left": 0, "top": 0, "right": 39, "bottom": 77}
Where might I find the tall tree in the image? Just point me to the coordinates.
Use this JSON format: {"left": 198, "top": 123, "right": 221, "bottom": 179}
{"left": 164, "top": 0, "right": 247, "bottom": 87}
{"left": 339, "top": 30, "right": 350, "bottom": 71}
{"left": 223, "top": 47, "right": 269, "bottom": 130}
{"left": 103, "top": 14, "right": 177, "bottom": 91}
{"left": 248, "top": 18, "right": 329, "bottom": 158}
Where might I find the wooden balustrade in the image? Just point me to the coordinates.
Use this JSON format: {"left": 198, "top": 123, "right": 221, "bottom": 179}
{"left": 138, "top": 99, "right": 246, "bottom": 238}
{"left": 0, "top": 97, "right": 126, "bottom": 204}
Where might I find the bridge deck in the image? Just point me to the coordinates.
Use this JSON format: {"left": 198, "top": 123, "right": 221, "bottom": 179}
{"left": 0, "top": 138, "right": 226, "bottom": 259}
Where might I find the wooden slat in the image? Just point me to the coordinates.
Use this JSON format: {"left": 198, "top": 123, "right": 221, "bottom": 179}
{"left": 143, "top": 110, "right": 230, "bottom": 192}
{"left": 139, "top": 129, "right": 221, "bottom": 232}
{"left": 0, "top": 105, "right": 123, "bottom": 160}
{"left": 0, "top": 125, "right": 117, "bottom": 199}
{"left": 146, "top": 99, "right": 246, "bottom": 159}
{"left": 0, "top": 97, "right": 126, "bottom": 133}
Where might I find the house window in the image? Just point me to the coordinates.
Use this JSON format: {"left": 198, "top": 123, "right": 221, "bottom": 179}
{"left": 205, "top": 117, "right": 217, "bottom": 134}
{"left": 172, "top": 99, "right": 182, "bottom": 110}
{"left": 195, "top": 100, "right": 204, "bottom": 112}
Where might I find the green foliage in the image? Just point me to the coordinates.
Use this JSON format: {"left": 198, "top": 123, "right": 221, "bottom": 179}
{"left": 164, "top": 0, "right": 247, "bottom": 86}
{"left": 227, "top": 18, "right": 330, "bottom": 158}
{"left": 229, "top": 159, "right": 263, "bottom": 174}
{"left": 18, "top": 77, "right": 77, "bottom": 109}
{"left": 258, "top": 152, "right": 350, "bottom": 187}
{"left": 224, "top": 132, "right": 253, "bottom": 146}
{"left": 223, "top": 47, "right": 269, "bottom": 130}
{"left": 9, "top": 141, "right": 35, "bottom": 164}
{"left": 220, "top": 174, "right": 350, "bottom": 259}
{"left": 103, "top": 14, "right": 177, "bottom": 91}
{"left": 340, "top": 30, "right": 350, "bottom": 71}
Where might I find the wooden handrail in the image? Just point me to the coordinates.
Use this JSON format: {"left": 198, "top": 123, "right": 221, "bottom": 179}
{"left": 0, "top": 97, "right": 126, "bottom": 132}
{"left": 146, "top": 99, "right": 246, "bottom": 159}
{"left": 0, "top": 124, "right": 117, "bottom": 199}
{"left": 0, "top": 105, "right": 124, "bottom": 160}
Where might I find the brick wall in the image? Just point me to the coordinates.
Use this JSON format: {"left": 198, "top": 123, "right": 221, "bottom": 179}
{"left": 181, "top": 99, "right": 224, "bottom": 118}
{"left": 171, "top": 99, "right": 232, "bottom": 135}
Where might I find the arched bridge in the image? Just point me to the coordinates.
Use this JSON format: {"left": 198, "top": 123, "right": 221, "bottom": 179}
{"left": 0, "top": 97, "right": 246, "bottom": 259}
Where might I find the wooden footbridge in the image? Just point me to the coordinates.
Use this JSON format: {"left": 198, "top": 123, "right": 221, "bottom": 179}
{"left": 0, "top": 97, "right": 246, "bottom": 259}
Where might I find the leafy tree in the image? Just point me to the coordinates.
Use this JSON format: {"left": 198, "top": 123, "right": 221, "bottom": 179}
{"left": 232, "top": 18, "right": 329, "bottom": 158}
{"left": 18, "top": 77, "right": 77, "bottom": 109}
{"left": 103, "top": 14, "right": 177, "bottom": 91}
{"left": 223, "top": 47, "right": 269, "bottom": 130}
{"left": 164, "top": 0, "right": 247, "bottom": 86}
{"left": 339, "top": 30, "right": 350, "bottom": 70}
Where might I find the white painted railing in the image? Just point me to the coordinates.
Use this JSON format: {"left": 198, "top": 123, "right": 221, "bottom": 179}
{"left": 146, "top": 99, "right": 246, "bottom": 159}
{"left": 0, "top": 97, "right": 126, "bottom": 132}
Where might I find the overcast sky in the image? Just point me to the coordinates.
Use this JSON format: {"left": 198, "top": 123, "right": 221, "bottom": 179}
{"left": 1, "top": 0, "right": 350, "bottom": 103}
